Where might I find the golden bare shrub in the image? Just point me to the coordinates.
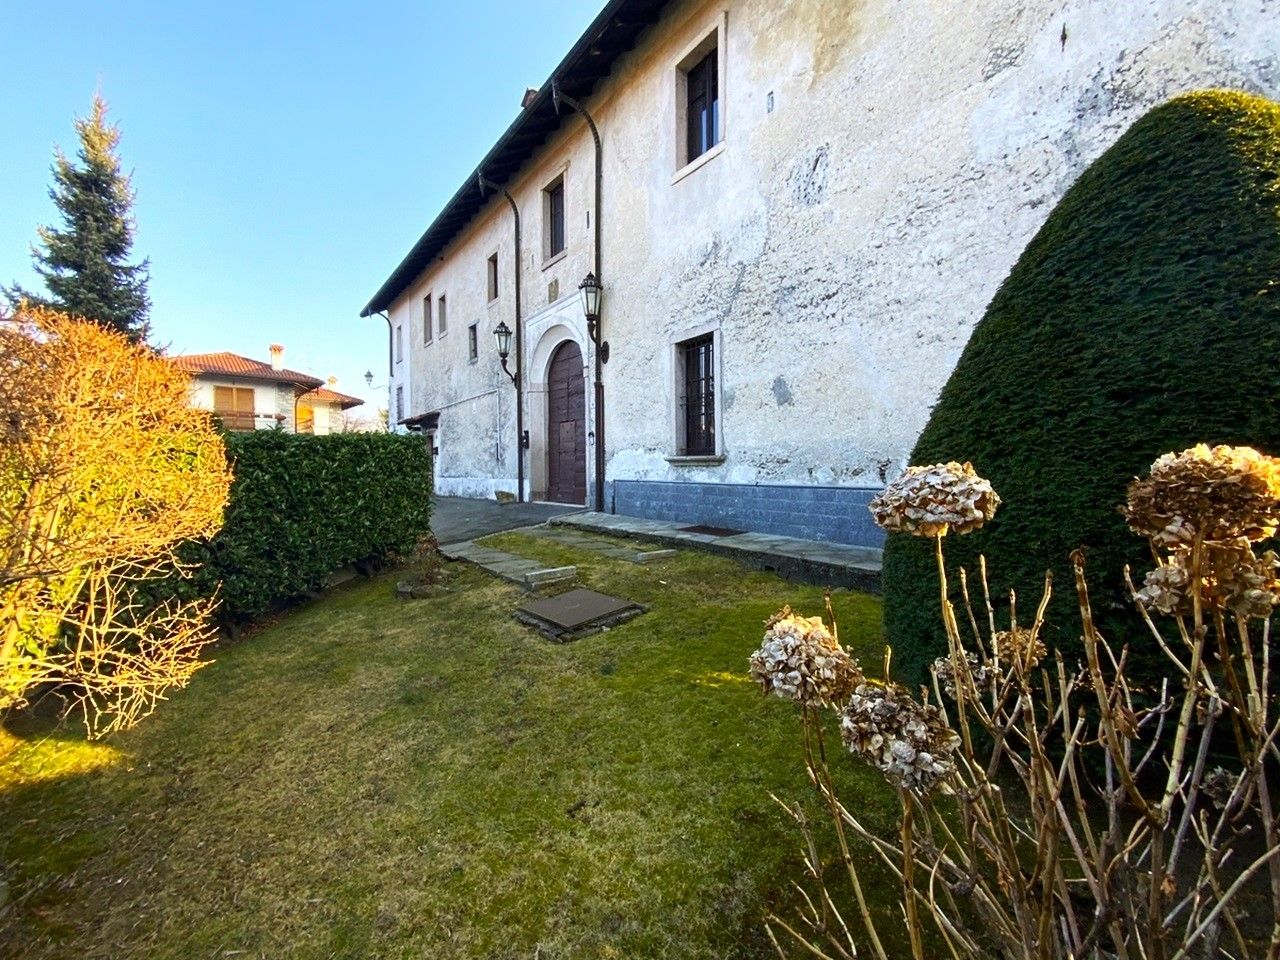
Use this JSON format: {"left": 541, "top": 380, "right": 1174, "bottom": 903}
{"left": 0, "top": 305, "right": 231, "bottom": 736}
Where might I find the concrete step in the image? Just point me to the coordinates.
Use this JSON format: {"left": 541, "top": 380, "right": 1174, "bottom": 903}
{"left": 548, "top": 512, "right": 882, "bottom": 593}
{"left": 439, "top": 540, "right": 577, "bottom": 590}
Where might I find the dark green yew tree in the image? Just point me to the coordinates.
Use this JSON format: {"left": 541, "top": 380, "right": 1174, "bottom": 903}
{"left": 882, "top": 89, "right": 1280, "bottom": 688}
{"left": 6, "top": 95, "right": 151, "bottom": 342}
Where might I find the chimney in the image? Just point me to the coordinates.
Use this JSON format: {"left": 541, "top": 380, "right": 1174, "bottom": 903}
{"left": 269, "top": 343, "right": 284, "bottom": 371}
{"left": 521, "top": 87, "right": 539, "bottom": 109}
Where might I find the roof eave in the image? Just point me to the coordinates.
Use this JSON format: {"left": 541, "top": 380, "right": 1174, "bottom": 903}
{"left": 359, "top": 0, "right": 669, "bottom": 318}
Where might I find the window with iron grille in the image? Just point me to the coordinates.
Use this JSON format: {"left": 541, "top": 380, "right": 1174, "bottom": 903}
{"left": 395, "top": 385, "right": 403, "bottom": 423}
{"left": 678, "top": 334, "right": 715, "bottom": 455}
{"left": 685, "top": 48, "right": 719, "bottom": 163}
{"left": 545, "top": 177, "right": 565, "bottom": 258}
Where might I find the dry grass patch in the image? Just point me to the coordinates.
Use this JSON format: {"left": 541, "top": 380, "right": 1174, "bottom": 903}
{"left": 1, "top": 536, "right": 895, "bottom": 959}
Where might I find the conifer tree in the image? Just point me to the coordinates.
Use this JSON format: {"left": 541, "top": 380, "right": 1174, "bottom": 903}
{"left": 6, "top": 95, "right": 151, "bottom": 342}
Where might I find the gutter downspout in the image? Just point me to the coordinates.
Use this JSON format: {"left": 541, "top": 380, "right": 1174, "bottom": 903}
{"left": 375, "top": 309, "right": 393, "bottom": 429}
{"left": 552, "top": 81, "right": 606, "bottom": 513}
{"left": 477, "top": 172, "right": 525, "bottom": 503}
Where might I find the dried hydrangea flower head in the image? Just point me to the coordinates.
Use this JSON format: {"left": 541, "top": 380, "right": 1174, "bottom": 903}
{"left": 1136, "top": 541, "right": 1280, "bottom": 620}
{"left": 932, "top": 651, "right": 999, "bottom": 698}
{"left": 1135, "top": 559, "right": 1194, "bottom": 616}
{"left": 1210, "top": 541, "right": 1280, "bottom": 619}
{"left": 839, "top": 680, "right": 960, "bottom": 794}
{"left": 1202, "top": 766, "right": 1239, "bottom": 809}
{"left": 749, "top": 606, "right": 863, "bottom": 707}
{"left": 993, "top": 626, "right": 1047, "bottom": 670}
{"left": 869, "top": 461, "right": 1000, "bottom": 537}
{"left": 1124, "top": 444, "right": 1280, "bottom": 544}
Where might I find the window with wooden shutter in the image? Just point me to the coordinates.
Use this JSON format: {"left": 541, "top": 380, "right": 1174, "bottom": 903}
{"left": 213, "top": 386, "right": 256, "bottom": 431}
{"left": 544, "top": 177, "right": 565, "bottom": 258}
{"left": 685, "top": 48, "right": 719, "bottom": 163}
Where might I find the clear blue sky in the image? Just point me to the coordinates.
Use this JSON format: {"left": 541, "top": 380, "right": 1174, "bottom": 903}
{"left": 0, "top": 0, "right": 604, "bottom": 412}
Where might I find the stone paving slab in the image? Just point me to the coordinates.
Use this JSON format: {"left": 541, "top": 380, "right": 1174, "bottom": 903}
{"left": 439, "top": 539, "right": 576, "bottom": 589}
{"left": 514, "top": 588, "right": 646, "bottom": 643}
{"left": 524, "top": 526, "right": 678, "bottom": 565}
{"left": 549, "top": 512, "right": 881, "bottom": 593}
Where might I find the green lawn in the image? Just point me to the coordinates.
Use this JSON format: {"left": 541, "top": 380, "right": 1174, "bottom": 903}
{"left": 1, "top": 532, "right": 898, "bottom": 959}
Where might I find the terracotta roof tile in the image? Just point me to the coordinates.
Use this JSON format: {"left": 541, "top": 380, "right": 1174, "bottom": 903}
{"left": 300, "top": 386, "right": 364, "bottom": 410}
{"left": 169, "top": 351, "right": 324, "bottom": 389}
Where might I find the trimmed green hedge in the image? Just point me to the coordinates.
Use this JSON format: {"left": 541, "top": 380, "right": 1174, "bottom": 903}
{"left": 883, "top": 89, "right": 1280, "bottom": 686}
{"left": 184, "top": 431, "right": 433, "bottom": 621}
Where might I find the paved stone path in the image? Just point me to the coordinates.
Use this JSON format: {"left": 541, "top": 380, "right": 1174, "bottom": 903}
{"left": 523, "top": 525, "right": 677, "bottom": 564}
{"left": 550, "top": 512, "right": 882, "bottom": 592}
{"left": 438, "top": 540, "right": 576, "bottom": 589}
{"left": 431, "top": 496, "right": 582, "bottom": 545}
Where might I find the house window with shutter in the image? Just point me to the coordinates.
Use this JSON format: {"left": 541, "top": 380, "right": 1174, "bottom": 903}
{"left": 213, "top": 386, "right": 256, "bottom": 432}
{"left": 673, "top": 18, "right": 726, "bottom": 177}
{"left": 685, "top": 49, "right": 719, "bottom": 163}
{"left": 544, "top": 176, "right": 565, "bottom": 259}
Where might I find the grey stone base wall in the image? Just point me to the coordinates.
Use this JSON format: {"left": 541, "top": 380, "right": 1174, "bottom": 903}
{"left": 607, "top": 479, "right": 885, "bottom": 549}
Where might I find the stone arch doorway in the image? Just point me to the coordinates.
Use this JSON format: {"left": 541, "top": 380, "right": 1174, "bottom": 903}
{"left": 546, "top": 340, "right": 586, "bottom": 505}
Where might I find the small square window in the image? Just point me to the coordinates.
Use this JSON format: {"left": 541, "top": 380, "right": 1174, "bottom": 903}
{"left": 438, "top": 294, "right": 447, "bottom": 336}
{"left": 468, "top": 323, "right": 479, "bottom": 361}
{"left": 544, "top": 176, "right": 565, "bottom": 259}
{"left": 487, "top": 253, "right": 499, "bottom": 302}
{"left": 423, "top": 295, "right": 433, "bottom": 344}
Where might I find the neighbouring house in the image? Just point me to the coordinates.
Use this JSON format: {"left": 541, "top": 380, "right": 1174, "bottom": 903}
{"left": 171, "top": 344, "right": 363, "bottom": 435}
{"left": 361, "top": 0, "right": 1278, "bottom": 547}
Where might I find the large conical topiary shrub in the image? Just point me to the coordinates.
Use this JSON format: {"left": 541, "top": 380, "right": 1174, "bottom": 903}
{"left": 882, "top": 89, "right": 1280, "bottom": 686}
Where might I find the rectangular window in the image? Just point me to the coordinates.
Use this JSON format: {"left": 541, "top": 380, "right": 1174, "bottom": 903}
{"left": 395, "top": 385, "right": 404, "bottom": 423}
{"left": 468, "top": 323, "right": 478, "bottom": 361}
{"left": 678, "top": 334, "right": 716, "bottom": 455}
{"left": 438, "top": 294, "right": 447, "bottom": 336}
{"left": 213, "top": 386, "right": 255, "bottom": 432}
{"left": 395, "top": 324, "right": 404, "bottom": 362}
{"left": 545, "top": 177, "right": 565, "bottom": 258}
{"left": 685, "top": 48, "right": 719, "bottom": 163}
{"left": 487, "top": 253, "right": 499, "bottom": 301}
{"left": 423, "top": 295, "right": 433, "bottom": 344}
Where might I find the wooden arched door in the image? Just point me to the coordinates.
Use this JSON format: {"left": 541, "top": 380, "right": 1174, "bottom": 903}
{"left": 547, "top": 341, "right": 586, "bottom": 505}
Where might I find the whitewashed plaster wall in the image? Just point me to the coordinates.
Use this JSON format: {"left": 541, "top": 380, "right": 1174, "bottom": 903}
{"left": 386, "top": 0, "right": 1279, "bottom": 500}
{"left": 598, "top": 0, "right": 1279, "bottom": 492}
{"left": 388, "top": 102, "right": 601, "bottom": 499}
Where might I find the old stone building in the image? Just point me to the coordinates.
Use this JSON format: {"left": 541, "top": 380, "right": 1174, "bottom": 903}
{"left": 362, "top": 0, "right": 1279, "bottom": 547}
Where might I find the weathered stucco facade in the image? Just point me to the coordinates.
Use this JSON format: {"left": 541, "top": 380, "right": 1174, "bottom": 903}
{"left": 373, "top": 0, "right": 1279, "bottom": 545}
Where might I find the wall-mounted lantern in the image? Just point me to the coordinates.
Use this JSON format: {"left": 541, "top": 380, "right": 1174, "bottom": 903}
{"left": 494, "top": 321, "right": 518, "bottom": 385}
